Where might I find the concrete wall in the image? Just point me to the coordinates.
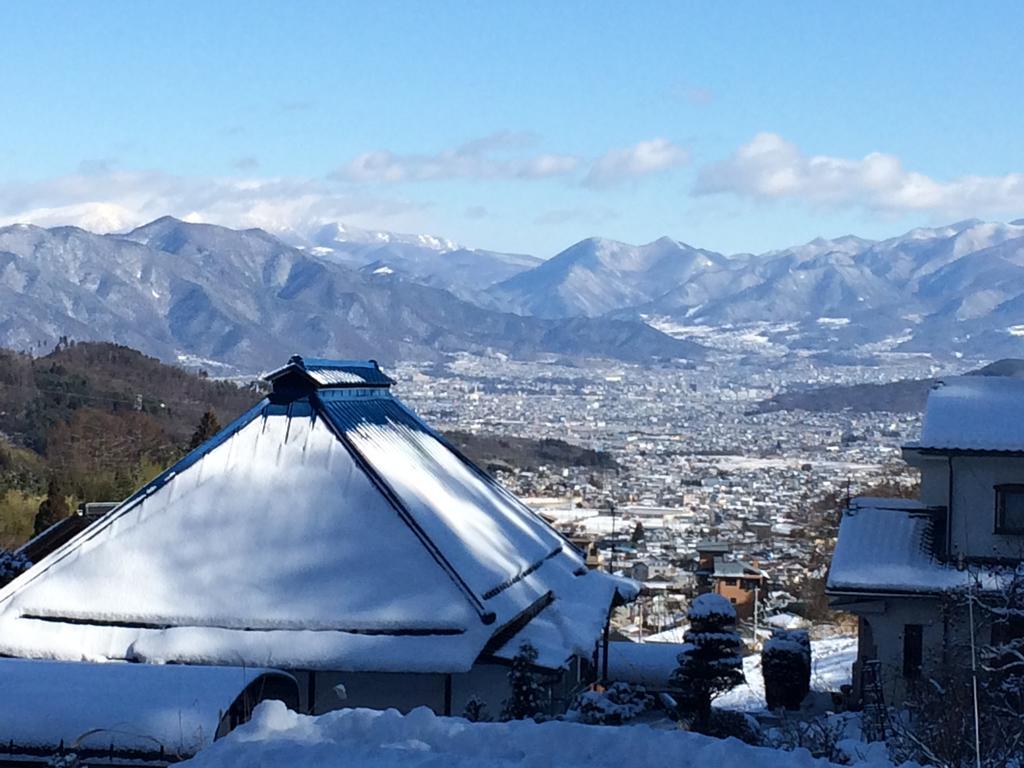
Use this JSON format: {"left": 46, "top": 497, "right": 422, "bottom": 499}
{"left": 849, "top": 596, "right": 944, "bottom": 706}
{"left": 297, "top": 659, "right": 583, "bottom": 718}
{"left": 911, "top": 452, "right": 1024, "bottom": 561}
{"left": 949, "top": 456, "right": 1024, "bottom": 560}
{"left": 309, "top": 670, "right": 448, "bottom": 715}
{"left": 913, "top": 453, "right": 949, "bottom": 508}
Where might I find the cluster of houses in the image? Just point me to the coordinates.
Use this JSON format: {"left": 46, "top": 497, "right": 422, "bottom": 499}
{"left": 0, "top": 354, "right": 1020, "bottom": 763}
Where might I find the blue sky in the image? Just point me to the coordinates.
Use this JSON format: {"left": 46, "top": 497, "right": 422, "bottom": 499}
{"left": 2, "top": 1, "right": 1022, "bottom": 255}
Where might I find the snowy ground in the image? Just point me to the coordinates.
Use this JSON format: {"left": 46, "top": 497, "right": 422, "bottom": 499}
{"left": 183, "top": 700, "right": 887, "bottom": 768}
{"left": 716, "top": 637, "right": 857, "bottom": 712}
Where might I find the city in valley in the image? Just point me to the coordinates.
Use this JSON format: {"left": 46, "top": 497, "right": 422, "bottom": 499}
{"left": 396, "top": 352, "right": 929, "bottom": 640}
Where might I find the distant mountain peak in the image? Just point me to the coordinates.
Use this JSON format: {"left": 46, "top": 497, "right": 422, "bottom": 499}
{"left": 310, "top": 221, "right": 461, "bottom": 253}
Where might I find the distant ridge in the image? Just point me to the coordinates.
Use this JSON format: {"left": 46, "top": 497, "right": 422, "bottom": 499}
{"left": 753, "top": 358, "right": 1024, "bottom": 414}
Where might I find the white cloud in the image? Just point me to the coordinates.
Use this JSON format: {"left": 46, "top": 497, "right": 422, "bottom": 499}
{"left": 584, "top": 138, "right": 690, "bottom": 187}
{"left": 696, "top": 132, "right": 1024, "bottom": 216}
{"left": 0, "top": 170, "right": 427, "bottom": 235}
{"left": 336, "top": 134, "right": 690, "bottom": 188}
{"left": 335, "top": 132, "right": 581, "bottom": 183}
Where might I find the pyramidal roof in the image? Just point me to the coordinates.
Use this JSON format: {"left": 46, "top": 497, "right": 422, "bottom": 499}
{"left": 0, "top": 356, "right": 634, "bottom": 672}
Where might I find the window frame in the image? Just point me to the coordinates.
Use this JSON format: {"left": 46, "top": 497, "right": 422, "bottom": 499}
{"left": 995, "top": 484, "right": 1024, "bottom": 534}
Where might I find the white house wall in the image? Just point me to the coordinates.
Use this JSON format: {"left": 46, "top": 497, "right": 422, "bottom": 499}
{"left": 854, "top": 597, "right": 944, "bottom": 705}
{"left": 949, "top": 456, "right": 1024, "bottom": 560}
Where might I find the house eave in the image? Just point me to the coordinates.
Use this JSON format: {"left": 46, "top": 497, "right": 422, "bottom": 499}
{"left": 903, "top": 444, "right": 1024, "bottom": 458}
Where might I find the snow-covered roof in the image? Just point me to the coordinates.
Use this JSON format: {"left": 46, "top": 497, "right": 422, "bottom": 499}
{"left": 264, "top": 355, "right": 395, "bottom": 388}
{"left": 0, "top": 658, "right": 295, "bottom": 757}
{"left": 0, "top": 358, "right": 632, "bottom": 673}
{"left": 916, "top": 376, "right": 1024, "bottom": 453}
{"left": 827, "top": 497, "right": 961, "bottom": 594}
{"left": 712, "top": 558, "right": 767, "bottom": 579}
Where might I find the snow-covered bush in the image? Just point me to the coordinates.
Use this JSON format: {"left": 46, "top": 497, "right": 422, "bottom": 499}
{"left": 762, "top": 712, "right": 853, "bottom": 763}
{"left": 462, "top": 694, "right": 491, "bottom": 722}
{"left": 670, "top": 593, "right": 745, "bottom": 729}
{"left": 568, "top": 682, "right": 653, "bottom": 725}
{"left": 700, "top": 709, "right": 760, "bottom": 744}
{"left": 762, "top": 629, "right": 810, "bottom": 710}
{"left": 501, "top": 642, "right": 546, "bottom": 721}
{"left": 45, "top": 753, "right": 79, "bottom": 768}
{"left": 0, "top": 549, "right": 31, "bottom": 586}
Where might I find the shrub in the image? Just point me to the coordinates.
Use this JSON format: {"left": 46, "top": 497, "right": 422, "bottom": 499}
{"left": 569, "top": 682, "right": 653, "bottom": 725}
{"left": 762, "top": 629, "right": 811, "bottom": 710}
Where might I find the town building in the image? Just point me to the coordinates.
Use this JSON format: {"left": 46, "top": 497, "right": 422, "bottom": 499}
{"left": 827, "top": 376, "right": 1024, "bottom": 705}
{"left": 710, "top": 558, "right": 768, "bottom": 621}
{"left": 0, "top": 356, "right": 636, "bottom": 718}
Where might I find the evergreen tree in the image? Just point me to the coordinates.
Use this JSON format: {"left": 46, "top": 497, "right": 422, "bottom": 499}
{"left": 33, "top": 475, "right": 69, "bottom": 536}
{"left": 188, "top": 409, "right": 222, "bottom": 451}
{"left": 462, "top": 694, "right": 491, "bottom": 722}
{"left": 670, "top": 593, "right": 745, "bottom": 729}
{"left": 501, "top": 642, "right": 546, "bottom": 721}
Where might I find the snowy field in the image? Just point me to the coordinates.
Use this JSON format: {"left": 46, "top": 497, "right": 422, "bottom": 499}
{"left": 717, "top": 637, "right": 857, "bottom": 712}
{"left": 183, "top": 700, "right": 888, "bottom": 768}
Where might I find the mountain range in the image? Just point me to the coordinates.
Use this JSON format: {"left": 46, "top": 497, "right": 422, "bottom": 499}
{"left": 0, "top": 218, "right": 702, "bottom": 372}
{"left": 490, "top": 219, "right": 1024, "bottom": 360}
{"left": 1, "top": 215, "right": 1022, "bottom": 371}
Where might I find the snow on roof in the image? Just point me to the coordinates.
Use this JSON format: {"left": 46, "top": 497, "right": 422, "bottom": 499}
{"left": 917, "top": 376, "right": 1024, "bottom": 452}
{"left": 712, "top": 558, "right": 767, "bottom": 579}
{"left": 0, "top": 359, "right": 627, "bottom": 673}
{"left": 0, "top": 658, "right": 294, "bottom": 756}
{"left": 827, "top": 497, "right": 962, "bottom": 594}
{"left": 264, "top": 355, "right": 395, "bottom": 388}
{"left": 493, "top": 573, "right": 639, "bottom": 669}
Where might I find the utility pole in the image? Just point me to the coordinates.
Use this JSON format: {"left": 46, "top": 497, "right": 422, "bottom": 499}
{"left": 608, "top": 498, "right": 617, "bottom": 576}
{"left": 753, "top": 583, "right": 760, "bottom": 647}
{"left": 968, "top": 587, "right": 983, "bottom": 768}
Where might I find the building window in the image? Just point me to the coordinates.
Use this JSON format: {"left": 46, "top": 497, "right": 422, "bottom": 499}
{"left": 903, "top": 624, "right": 923, "bottom": 678}
{"left": 995, "top": 485, "right": 1024, "bottom": 534}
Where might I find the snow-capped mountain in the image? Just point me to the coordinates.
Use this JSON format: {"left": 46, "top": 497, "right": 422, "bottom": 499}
{"left": 0, "top": 218, "right": 703, "bottom": 370}
{"left": 490, "top": 236, "right": 729, "bottom": 318}
{"left": 281, "top": 222, "right": 541, "bottom": 304}
{"left": 492, "top": 219, "right": 1024, "bottom": 359}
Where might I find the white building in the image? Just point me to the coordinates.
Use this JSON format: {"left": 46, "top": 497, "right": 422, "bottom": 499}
{"left": 827, "top": 376, "right": 1024, "bottom": 705}
{"left": 0, "top": 356, "right": 636, "bottom": 717}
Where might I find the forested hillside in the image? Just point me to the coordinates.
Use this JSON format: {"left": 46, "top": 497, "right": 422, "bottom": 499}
{"left": 0, "top": 342, "right": 616, "bottom": 549}
{"left": 0, "top": 342, "right": 259, "bottom": 547}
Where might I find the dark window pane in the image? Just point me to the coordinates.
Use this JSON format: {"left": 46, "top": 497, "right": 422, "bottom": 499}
{"left": 903, "top": 624, "right": 923, "bottom": 678}
{"left": 1002, "top": 491, "right": 1024, "bottom": 532}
